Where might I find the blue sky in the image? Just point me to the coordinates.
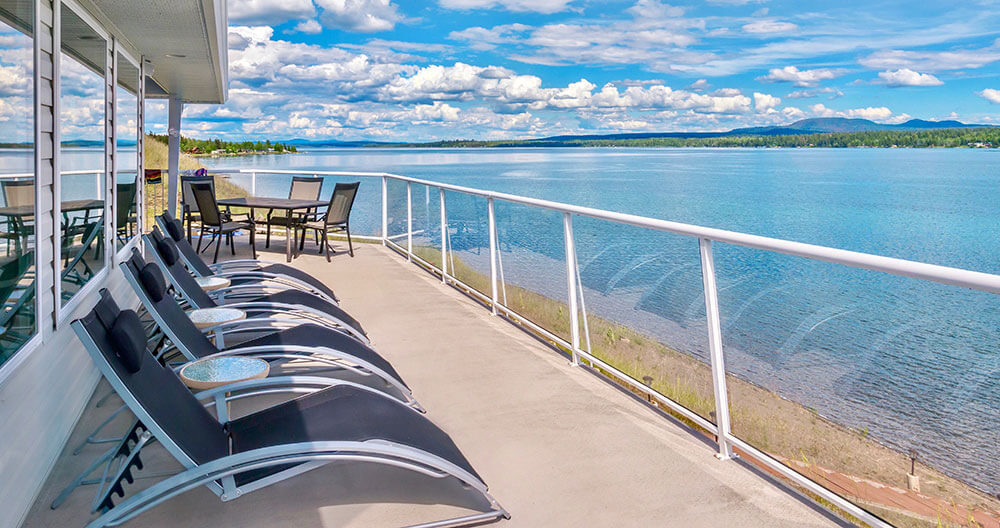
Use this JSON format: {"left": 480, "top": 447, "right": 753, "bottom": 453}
{"left": 156, "top": 0, "right": 1000, "bottom": 141}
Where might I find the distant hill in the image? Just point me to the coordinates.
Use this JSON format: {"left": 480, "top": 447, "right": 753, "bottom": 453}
{"left": 531, "top": 117, "right": 994, "bottom": 143}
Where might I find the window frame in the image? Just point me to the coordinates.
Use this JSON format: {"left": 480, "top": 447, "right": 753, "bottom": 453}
{"left": 113, "top": 46, "right": 140, "bottom": 262}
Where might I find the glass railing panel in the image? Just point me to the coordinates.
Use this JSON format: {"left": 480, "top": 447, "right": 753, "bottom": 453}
{"left": 492, "top": 200, "right": 568, "bottom": 341}
{"left": 443, "top": 190, "right": 490, "bottom": 297}
{"left": 714, "top": 243, "right": 1000, "bottom": 526}
{"left": 573, "top": 216, "right": 716, "bottom": 425}
{"left": 408, "top": 183, "right": 442, "bottom": 269}
{"left": 385, "top": 177, "right": 408, "bottom": 243}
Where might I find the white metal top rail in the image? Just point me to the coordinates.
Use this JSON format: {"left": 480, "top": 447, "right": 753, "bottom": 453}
{"left": 215, "top": 168, "right": 1000, "bottom": 295}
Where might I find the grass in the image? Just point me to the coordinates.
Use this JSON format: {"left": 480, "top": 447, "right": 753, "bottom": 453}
{"left": 141, "top": 135, "right": 249, "bottom": 229}
{"left": 412, "top": 243, "right": 999, "bottom": 528}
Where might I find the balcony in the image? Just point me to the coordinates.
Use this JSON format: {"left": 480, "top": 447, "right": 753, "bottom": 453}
{"left": 24, "top": 241, "right": 841, "bottom": 527}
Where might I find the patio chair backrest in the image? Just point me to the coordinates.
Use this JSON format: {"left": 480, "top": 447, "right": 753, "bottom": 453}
{"left": 289, "top": 176, "right": 323, "bottom": 201}
{"left": 190, "top": 182, "right": 223, "bottom": 227}
{"left": 0, "top": 251, "right": 33, "bottom": 309}
{"left": 155, "top": 212, "right": 214, "bottom": 276}
{"left": 2, "top": 179, "right": 33, "bottom": 208}
{"left": 146, "top": 229, "right": 217, "bottom": 308}
{"left": 74, "top": 290, "right": 228, "bottom": 466}
{"left": 180, "top": 176, "right": 214, "bottom": 214}
{"left": 116, "top": 182, "right": 137, "bottom": 227}
{"left": 124, "top": 249, "right": 220, "bottom": 359}
{"left": 323, "top": 182, "right": 360, "bottom": 226}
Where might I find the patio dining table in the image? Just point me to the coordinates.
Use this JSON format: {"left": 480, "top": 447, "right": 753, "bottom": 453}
{"left": 217, "top": 196, "right": 326, "bottom": 262}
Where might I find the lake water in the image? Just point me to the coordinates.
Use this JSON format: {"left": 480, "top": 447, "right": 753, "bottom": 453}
{"left": 43, "top": 146, "right": 981, "bottom": 493}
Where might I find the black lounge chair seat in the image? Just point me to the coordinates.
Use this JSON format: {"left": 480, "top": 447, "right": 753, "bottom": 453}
{"left": 232, "top": 262, "right": 338, "bottom": 301}
{"left": 229, "top": 384, "right": 480, "bottom": 486}
{"left": 244, "top": 289, "right": 367, "bottom": 337}
{"left": 228, "top": 323, "right": 405, "bottom": 389}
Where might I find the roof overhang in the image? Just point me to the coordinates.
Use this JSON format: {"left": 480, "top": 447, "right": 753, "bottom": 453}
{"left": 85, "top": 0, "right": 228, "bottom": 104}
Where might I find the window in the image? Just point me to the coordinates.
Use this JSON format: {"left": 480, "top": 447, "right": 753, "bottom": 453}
{"left": 59, "top": 4, "right": 106, "bottom": 305}
{"left": 115, "top": 53, "right": 139, "bottom": 251}
{"left": 0, "top": 0, "right": 36, "bottom": 367}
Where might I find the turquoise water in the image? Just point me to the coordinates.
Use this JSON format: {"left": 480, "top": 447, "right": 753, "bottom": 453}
{"left": 217, "top": 148, "right": 1000, "bottom": 491}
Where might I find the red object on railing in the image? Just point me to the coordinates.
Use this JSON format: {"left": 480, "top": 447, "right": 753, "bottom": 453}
{"left": 144, "top": 169, "right": 162, "bottom": 184}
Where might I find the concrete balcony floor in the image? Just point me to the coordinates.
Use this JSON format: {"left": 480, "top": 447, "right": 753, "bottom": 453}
{"left": 24, "top": 237, "right": 843, "bottom": 527}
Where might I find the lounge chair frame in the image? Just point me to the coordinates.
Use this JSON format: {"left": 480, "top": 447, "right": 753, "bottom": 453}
{"left": 153, "top": 215, "right": 340, "bottom": 305}
{"left": 73, "top": 316, "right": 509, "bottom": 528}
{"left": 120, "top": 254, "right": 416, "bottom": 408}
{"left": 142, "top": 234, "right": 369, "bottom": 344}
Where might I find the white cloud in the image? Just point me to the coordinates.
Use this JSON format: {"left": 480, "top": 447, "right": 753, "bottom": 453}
{"left": 439, "top": 0, "right": 573, "bottom": 14}
{"left": 228, "top": 0, "right": 316, "bottom": 25}
{"left": 743, "top": 20, "right": 797, "bottom": 34}
{"left": 786, "top": 87, "right": 843, "bottom": 99}
{"left": 294, "top": 19, "right": 323, "bottom": 34}
{"left": 687, "top": 79, "right": 710, "bottom": 91}
{"left": 978, "top": 88, "right": 1000, "bottom": 104}
{"left": 876, "top": 68, "right": 943, "bottom": 87}
{"left": 315, "top": 0, "right": 404, "bottom": 33}
{"left": 757, "top": 66, "right": 847, "bottom": 87}
{"left": 810, "top": 103, "right": 894, "bottom": 121}
{"left": 753, "top": 92, "right": 780, "bottom": 111}
{"left": 859, "top": 43, "right": 1000, "bottom": 72}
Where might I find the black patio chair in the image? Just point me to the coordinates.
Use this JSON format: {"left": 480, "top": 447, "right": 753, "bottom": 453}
{"left": 180, "top": 175, "right": 228, "bottom": 243}
{"left": 115, "top": 182, "right": 137, "bottom": 246}
{"left": 295, "top": 181, "right": 359, "bottom": 261}
{"left": 1, "top": 179, "right": 33, "bottom": 254}
{"left": 265, "top": 176, "right": 322, "bottom": 249}
{"left": 190, "top": 182, "right": 256, "bottom": 264}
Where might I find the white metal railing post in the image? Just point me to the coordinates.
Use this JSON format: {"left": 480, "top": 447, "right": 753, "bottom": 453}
{"left": 439, "top": 188, "right": 448, "bottom": 284}
{"left": 487, "top": 197, "right": 499, "bottom": 315}
{"left": 250, "top": 171, "right": 256, "bottom": 197}
{"left": 406, "top": 182, "right": 413, "bottom": 261}
{"left": 381, "top": 176, "right": 388, "bottom": 245}
{"left": 563, "top": 212, "right": 580, "bottom": 366}
{"left": 699, "top": 238, "right": 735, "bottom": 460}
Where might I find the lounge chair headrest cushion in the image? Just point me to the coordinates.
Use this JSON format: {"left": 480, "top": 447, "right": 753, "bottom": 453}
{"left": 110, "top": 310, "right": 146, "bottom": 373}
{"left": 164, "top": 217, "right": 183, "bottom": 241}
{"left": 94, "top": 289, "right": 120, "bottom": 329}
{"left": 156, "top": 237, "right": 179, "bottom": 266}
{"left": 139, "top": 263, "right": 167, "bottom": 302}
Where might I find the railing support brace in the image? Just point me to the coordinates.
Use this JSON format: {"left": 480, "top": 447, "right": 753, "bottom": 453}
{"left": 250, "top": 171, "right": 256, "bottom": 197}
{"left": 406, "top": 182, "right": 413, "bottom": 261}
{"left": 699, "top": 238, "right": 736, "bottom": 460}
{"left": 381, "top": 175, "right": 388, "bottom": 246}
{"left": 487, "top": 197, "right": 498, "bottom": 315}
{"left": 439, "top": 189, "right": 448, "bottom": 284}
{"left": 563, "top": 212, "right": 580, "bottom": 366}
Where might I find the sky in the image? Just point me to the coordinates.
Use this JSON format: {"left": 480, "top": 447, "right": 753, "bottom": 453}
{"left": 51, "top": 0, "right": 1000, "bottom": 141}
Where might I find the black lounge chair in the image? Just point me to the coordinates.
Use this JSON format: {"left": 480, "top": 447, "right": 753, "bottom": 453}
{"left": 73, "top": 292, "right": 507, "bottom": 528}
{"left": 156, "top": 210, "right": 339, "bottom": 303}
{"left": 144, "top": 229, "right": 369, "bottom": 343}
{"left": 120, "top": 250, "right": 417, "bottom": 408}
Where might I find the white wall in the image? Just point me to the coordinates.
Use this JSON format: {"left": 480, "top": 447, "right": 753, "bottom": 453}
{"left": 0, "top": 269, "right": 139, "bottom": 528}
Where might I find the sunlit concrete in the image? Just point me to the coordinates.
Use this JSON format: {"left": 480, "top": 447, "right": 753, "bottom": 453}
{"left": 24, "top": 238, "right": 842, "bottom": 528}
